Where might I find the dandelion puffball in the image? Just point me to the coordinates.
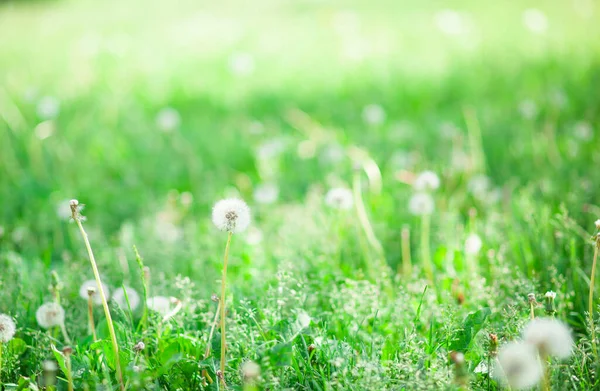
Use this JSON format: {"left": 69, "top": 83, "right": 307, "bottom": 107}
{"left": 113, "top": 286, "right": 141, "bottom": 311}
{"left": 523, "top": 317, "right": 574, "bottom": 359}
{"left": 79, "top": 279, "right": 110, "bottom": 305}
{"left": 325, "top": 188, "right": 354, "bottom": 210}
{"left": 147, "top": 296, "right": 172, "bottom": 316}
{"left": 212, "top": 198, "right": 251, "bottom": 234}
{"left": 36, "top": 302, "right": 65, "bottom": 329}
{"left": 464, "top": 233, "right": 483, "bottom": 255}
{"left": 362, "top": 104, "right": 386, "bottom": 125}
{"left": 0, "top": 314, "right": 16, "bottom": 343}
{"left": 413, "top": 170, "right": 440, "bottom": 191}
{"left": 493, "top": 342, "right": 543, "bottom": 390}
{"left": 408, "top": 192, "right": 435, "bottom": 215}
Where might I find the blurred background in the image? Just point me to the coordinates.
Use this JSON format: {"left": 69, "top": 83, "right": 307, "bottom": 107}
{"left": 0, "top": 0, "right": 599, "bottom": 285}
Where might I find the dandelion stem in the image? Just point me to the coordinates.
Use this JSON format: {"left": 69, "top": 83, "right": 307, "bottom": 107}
{"left": 541, "top": 357, "right": 550, "bottom": 391}
{"left": 0, "top": 343, "right": 3, "bottom": 383}
{"left": 589, "top": 239, "right": 599, "bottom": 357}
{"left": 220, "top": 231, "right": 233, "bottom": 387}
{"left": 202, "top": 300, "right": 222, "bottom": 384}
{"left": 65, "top": 353, "right": 74, "bottom": 391}
{"left": 530, "top": 301, "right": 535, "bottom": 320}
{"left": 88, "top": 295, "right": 97, "bottom": 341}
{"left": 60, "top": 323, "right": 72, "bottom": 345}
{"left": 420, "top": 214, "right": 434, "bottom": 283}
{"left": 74, "top": 218, "right": 125, "bottom": 391}
{"left": 401, "top": 226, "right": 412, "bottom": 277}
{"left": 134, "top": 246, "right": 149, "bottom": 332}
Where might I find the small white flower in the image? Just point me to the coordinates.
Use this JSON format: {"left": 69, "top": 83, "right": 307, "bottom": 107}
{"left": 212, "top": 198, "right": 251, "bottom": 234}
{"left": 36, "top": 96, "right": 60, "bottom": 119}
{"left": 156, "top": 108, "right": 181, "bottom": 132}
{"left": 325, "top": 188, "right": 354, "bottom": 210}
{"left": 413, "top": 171, "right": 440, "bottom": 191}
{"left": 522, "top": 8, "right": 548, "bottom": 34}
{"left": 79, "top": 280, "right": 110, "bottom": 305}
{"left": 147, "top": 296, "right": 172, "bottom": 316}
{"left": 523, "top": 318, "right": 573, "bottom": 359}
{"left": 492, "top": 342, "right": 543, "bottom": 390}
{"left": 113, "top": 286, "right": 141, "bottom": 311}
{"left": 465, "top": 233, "right": 483, "bottom": 255}
{"left": 408, "top": 193, "right": 434, "bottom": 215}
{"left": 362, "top": 104, "right": 386, "bottom": 126}
{"left": 297, "top": 311, "right": 311, "bottom": 329}
{"left": 229, "top": 52, "right": 255, "bottom": 76}
{"left": 544, "top": 291, "right": 556, "bottom": 300}
{"left": 36, "top": 302, "right": 65, "bottom": 329}
{"left": 0, "top": 314, "right": 17, "bottom": 343}
{"left": 253, "top": 183, "right": 279, "bottom": 204}
{"left": 474, "top": 360, "right": 488, "bottom": 374}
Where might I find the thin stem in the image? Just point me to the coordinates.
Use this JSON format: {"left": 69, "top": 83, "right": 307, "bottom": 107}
{"left": 220, "top": 231, "right": 233, "bottom": 387}
{"left": 589, "top": 241, "right": 599, "bottom": 357}
{"left": 202, "top": 300, "right": 222, "bottom": 384}
{"left": 88, "top": 296, "right": 97, "bottom": 341}
{"left": 75, "top": 219, "right": 125, "bottom": 391}
{"left": 421, "top": 213, "right": 433, "bottom": 283}
{"left": 65, "top": 354, "right": 74, "bottom": 391}
{"left": 541, "top": 356, "right": 550, "bottom": 391}
{"left": 60, "top": 323, "right": 72, "bottom": 345}
{"left": 134, "top": 246, "right": 149, "bottom": 332}
{"left": 401, "top": 226, "right": 412, "bottom": 277}
{"left": 0, "top": 343, "right": 3, "bottom": 383}
{"left": 530, "top": 301, "right": 535, "bottom": 320}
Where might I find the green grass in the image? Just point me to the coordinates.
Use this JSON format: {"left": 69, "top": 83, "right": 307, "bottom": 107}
{"left": 1, "top": 0, "right": 600, "bottom": 389}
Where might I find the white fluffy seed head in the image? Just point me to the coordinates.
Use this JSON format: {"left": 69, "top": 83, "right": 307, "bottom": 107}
{"left": 465, "top": 233, "right": 483, "bottom": 255}
{"left": 79, "top": 280, "right": 110, "bottom": 305}
{"left": 408, "top": 192, "right": 435, "bottom": 215}
{"left": 147, "top": 296, "right": 172, "bottom": 316}
{"left": 113, "top": 286, "right": 141, "bottom": 311}
{"left": 595, "top": 219, "right": 600, "bottom": 230}
{"left": 544, "top": 291, "right": 556, "bottom": 300}
{"left": 0, "top": 314, "right": 17, "bottom": 343}
{"left": 413, "top": 170, "right": 440, "bottom": 191}
{"left": 241, "top": 360, "right": 261, "bottom": 380}
{"left": 36, "top": 302, "right": 65, "bottom": 329}
{"left": 212, "top": 198, "right": 251, "bottom": 234}
{"left": 325, "top": 188, "right": 354, "bottom": 210}
{"left": 523, "top": 318, "right": 574, "bottom": 359}
{"left": 493, "top": 342, "right": 543, "bottom": 390}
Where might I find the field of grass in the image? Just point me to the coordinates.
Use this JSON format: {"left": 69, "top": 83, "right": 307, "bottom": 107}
{"left": 1, "top": 0, "right": 600, "bottom": 389}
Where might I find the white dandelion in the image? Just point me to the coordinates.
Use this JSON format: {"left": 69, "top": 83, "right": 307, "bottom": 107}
{"left": 112, "top": 286, "right": 141, "bottom": 311}
{"left": 156, "top": 107, "right": 181, "bottom": 132}
{"left": 544, "top": 291, "right": 556, "bottom": 300}
{"left": 492, "top": 342, "right": 543, "bottom": 390}
{"left": 79, "top": 279, "right": 110, "bottom": 305}
{"left": 465, "top": 233, "right": 483, "bottom": 255}
{"left": 362, "top": 104, "right": 386, "bottom": 126}
{"left": 147, "top": 296, "right": 172, "bottom": 316}
{"left": 408, "top": 193, "right": 435, "bottom": 215}
{"left": 253, "top": 183, "right": 279, "bottom": 205}
{"left": 0, "top": 314, "right": 16, "bottom": 343}
{"left": 241, "top": 360, "right": 261, "bottom": 381}
{"left": 413, "top": 170, "right": 440, "bottom": 191}
{"left": 56, "top": 200, "right": 73, "bottom": 220}
{"left": 212, "top": 198, "right": 251, "bottom": 234}
{"left": 523, "top": 318, "right": 574, "bottom": 359}
{"left": 325, "top": 188, "right": 354, "bottom": 210}
{"left": 36, "top": 302, "right": 65, "bottom": 329}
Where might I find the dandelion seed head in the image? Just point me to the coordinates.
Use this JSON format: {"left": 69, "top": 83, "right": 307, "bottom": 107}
{"left": 79, "top": 280, "right": 110, "bottom": 305}
{"left": 212, "top": 198, "right": 251, "bottom": 234}
{"left": 113, "top": 286, "right": 141, "bottom": 311}
{"left": 408, "top": 192, "right": 434, "bottom": 215}
{"left": 156, "top": 108, "right": 181, "bottom": 132}
{"left": 42, "top": 360, "right": 58, "bottom": 372}
{"left": 523, "top": 318, "right": 574, "bottom": 359}
{"left": 241, "top": 360, "right": 261, "bottom": 380}
{"left": 325, "top": 188, "right": 354, "bottom": 210}
{"left": 36, "top": 302, "right": 65, "bottom": 329}
{"left": 362, "top": 104, "right": 386, "bottom": 126}
{"left": 493, "top": 342, "right": 543, "bottom": 390}
{"left": 594, "top": 219, "right": 600, "bottom": 230}
{"left": 413, "top": 170, "right": 440, "bottom": 191}
{"left": 147, "top": 296, "right": 172, "bottom": 316}
{"left": 465, "top": 233, "right": 483, "bottom": 255}
{"left": 544, "top": 291, "right": 556, "bottom": 300}
{"left": 0, "top": 314, "right": 16, "bottom": 343}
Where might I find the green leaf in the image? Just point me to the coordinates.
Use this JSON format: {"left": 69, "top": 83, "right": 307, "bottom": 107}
{"left": 449, "top": 308, "right": 491, "bottom": 352}
{"left": 268, "top": 342, "right": 292, "bottom": 367}
{"left": 50, "top": 345, "right": 68, "bottom": 377}
{"left": 8, "top": 338, "right": 27, "bottom": 356}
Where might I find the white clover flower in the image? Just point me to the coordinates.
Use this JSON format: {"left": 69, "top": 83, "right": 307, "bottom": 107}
{"left": 408, "top": 192, "right": 434, "bottom": 215}
{"left": 325, "top": 188, "right": 354, "bottom": 210}
{"left": 465, "top": 233, "right": 483, "bottom": 255}
{"left": 229, "top": 52, "right": 255, "bottom": 76}
{"left": 492, "top": 342, "right": 543, "bottom": 390}
{"left": 113, "top": 286, "right": 141, "bottom": 311}
{"left": 212, "top": 198, "right": 251, "bottom": 234}
{"left": 36, "top": 96, "right": 60, "bottom": 119}
{"left": 362, "top": 104, "right": 386, "bottom": 126}
{"left": 147, "top": 296, "right": 172, "bottom": 316}
{"left": 544, "top": 291, "right": 556, "bottom": 300}
{"left": 0, "top": 314, "right": 16, "bottom": 343}
{"left": 79, "top": 279, "right": 110, "bottom": 305}
{"left": 523, "top": 318, "right": 573, "bottom": 359}
{"left": 253, "top": 183, "right": 279, "bottom": 205}
{"left": 522, "top": 8, "right": 548, "bottom": 34}
{"left": 413, "top": 170, "right": 440, "bottom": 191}
{"left": 36, "top": 302, "right": 65, "bottom": 329}
{"left": 156, "top": 108, "right": 181, "bottom": 132}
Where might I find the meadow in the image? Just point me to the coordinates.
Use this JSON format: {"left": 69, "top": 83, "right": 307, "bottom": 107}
{"left": 0, "top": 0, "right": 600, "bottom": 389}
